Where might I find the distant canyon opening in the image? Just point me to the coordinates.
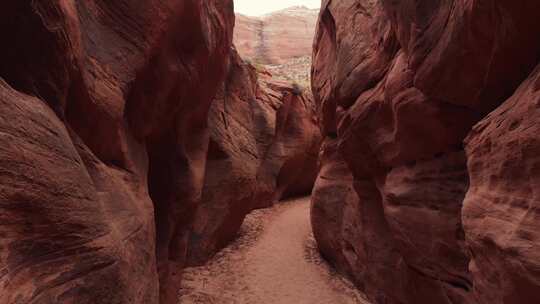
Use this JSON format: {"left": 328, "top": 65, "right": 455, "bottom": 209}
{"left": 234, "top": 5, "right": 317, "bottom": 91}
{"left": 177, "top": 5, "right": 368, "bottom": 304}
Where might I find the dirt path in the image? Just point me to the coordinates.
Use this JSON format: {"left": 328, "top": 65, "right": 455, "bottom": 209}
{"left": 179, "top": 197, "right": 370, "bottom": 304}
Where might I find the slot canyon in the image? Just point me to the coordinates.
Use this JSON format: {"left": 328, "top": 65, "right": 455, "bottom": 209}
{"left": 0, "top": 1, "right": 539, "bottom": 304}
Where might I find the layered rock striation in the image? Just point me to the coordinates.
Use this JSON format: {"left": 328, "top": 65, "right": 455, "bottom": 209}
{"left": 311, "top": 1, "right": 540, "bottom": 303}
{"left": 234, "top": 6, "right": 319, "bottom": 89}
{"left": 234, "top": 6, "right": 318, "bottom": 65}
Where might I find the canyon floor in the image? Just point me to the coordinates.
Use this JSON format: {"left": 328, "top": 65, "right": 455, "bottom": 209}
{"left": 178, "top": 197, "right": 369, "bottom": 304}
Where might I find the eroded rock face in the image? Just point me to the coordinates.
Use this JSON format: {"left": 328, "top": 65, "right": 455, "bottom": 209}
{"left": 463, "top": 64, "right": 540, "bottom": 304}
{"left": 0, "top": 78, "right": 158, "bottom": 304}
{"left": 187, "top": 50, "right": 321, "bottom": 264}
{"left": 0, "top": 1, "right": 234, "bottom": 303}
{"left": 311, "top": 0, "right": 540, "bottom": 303}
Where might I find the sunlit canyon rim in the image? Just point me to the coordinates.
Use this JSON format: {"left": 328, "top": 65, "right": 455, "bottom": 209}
{"left": 0, "top": 1, "right": 539, "bottom": 304}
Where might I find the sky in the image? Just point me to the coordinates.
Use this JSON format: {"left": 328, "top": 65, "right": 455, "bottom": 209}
{"left": 234, "top": 0, "right": 321, "bottom": 16}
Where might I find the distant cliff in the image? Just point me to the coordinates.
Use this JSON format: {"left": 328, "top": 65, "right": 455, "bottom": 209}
{"left": 234, "top": 6, "right": 318, "bottom": 65}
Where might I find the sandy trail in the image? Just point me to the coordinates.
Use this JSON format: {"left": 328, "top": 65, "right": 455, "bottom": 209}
{"left": 179, "top": 197, "right": 370, "bottom": 304}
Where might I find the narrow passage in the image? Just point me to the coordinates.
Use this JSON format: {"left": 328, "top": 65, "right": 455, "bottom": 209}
{"left": 179, "top": 197, "right": 370, "bottom": 304}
